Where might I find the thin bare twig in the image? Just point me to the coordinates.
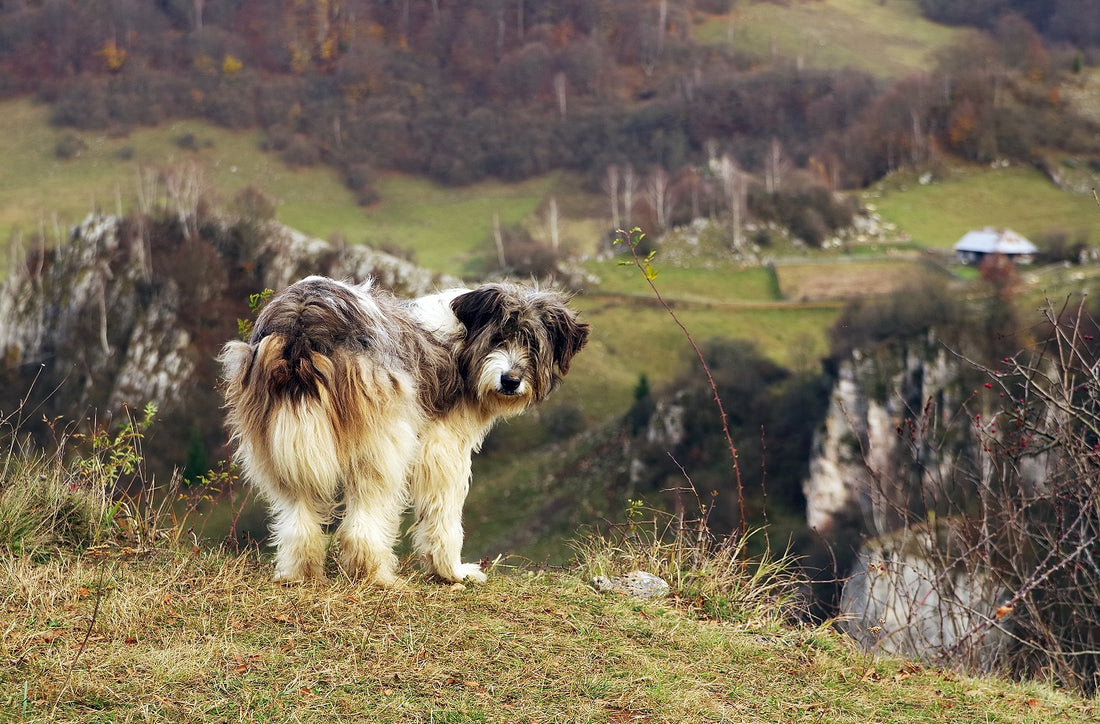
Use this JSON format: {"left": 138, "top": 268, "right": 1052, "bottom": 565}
{"left": 614, "top": 227, "right": 747, "bottom": 536}
{"left": 51, "top": 557, "right": 107, "bottom": 717}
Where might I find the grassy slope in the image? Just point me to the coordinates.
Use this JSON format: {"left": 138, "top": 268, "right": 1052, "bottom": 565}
{"left": 867, "top": 166, "right": 1100, "bottom": 249}
{"left": 0, "top": 98, "right": 354, "bottom": 247}
{"left": 1, "top": 546, "right": 1094, "bottom": 723}
{"left": 360, "top": 173, "right": 564, "bottom": 273}
{"left": 692, "top": 0, "right": 964, "bottom": 78}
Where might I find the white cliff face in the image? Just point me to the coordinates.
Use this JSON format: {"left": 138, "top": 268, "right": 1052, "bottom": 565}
{"left": 804, "top": 334, "right": 1056, "bottom": 663}
{"left": 630, "top": 395, "right": 687, "bottom": 488}
{"left": 108, "top": 287, "right": 195, "bottom": 410}
{"left": 839, "top": 524, "right": 1008, "bottom": 671}
{"left": 260, "top": 224, "right": 454, "bottom": 295}
{"left": 803, "top": 367, "right": 872, "bottom": 534}
{"left": 802, "top": 336, "right": 967, "bottom": 541}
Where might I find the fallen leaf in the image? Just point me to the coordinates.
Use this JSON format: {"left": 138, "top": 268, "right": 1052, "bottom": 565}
{"left": 995, "top": 605, "right": 1014, "bottom": 619}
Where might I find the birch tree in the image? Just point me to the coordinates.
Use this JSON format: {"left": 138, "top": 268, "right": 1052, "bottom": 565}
{"left": 603, "top": 165, "right": 621, "bottom": 231}
{"left": 718, "top": 155, "right": 746, "bottom": 249}
{"left": 647, "top": 165, "right": 671, "bottom": 231}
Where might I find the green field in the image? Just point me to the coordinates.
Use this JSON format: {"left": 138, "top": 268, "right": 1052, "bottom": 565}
{"left": 360, "top": 173, "right": 565, "bottom": 273}
{"left": 867, "top": 166, "right": 1100, "bottom": 249}
{"left": 693, "top": 0, "right": 964, "bottom": 79}
{"left": 0, "top": 98, "right": 558, "bottom": 271}
{"left": 590, "top": 261, "right": 782, "bottom": 304}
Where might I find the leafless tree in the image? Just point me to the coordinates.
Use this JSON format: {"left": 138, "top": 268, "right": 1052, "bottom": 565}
{"left": 603, "top": 165, "right": 621, "bottom": 232}
{"left": 717, "top": 155, "right": 746, "bottom": 249}
{"left": 764, "top": 137, "right": 790, "bottom": 194}
{"left": 554, "top": 71, "right": 567, "bottom": 119}
{"left": 647, "top": 165, "right": 672, "bottom": 231}
{"left": 163, "top": 160, "right": 205, "bottom": 240}
{"left": 621, "top": 164, "right": 639, "bottom": 230}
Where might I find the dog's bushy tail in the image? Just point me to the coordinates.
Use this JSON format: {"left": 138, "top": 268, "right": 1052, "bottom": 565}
{"left": 218, "top": 332, "right": 350, "bottom": 504}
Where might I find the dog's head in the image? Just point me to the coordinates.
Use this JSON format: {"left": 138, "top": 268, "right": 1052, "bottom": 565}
{"left": 451, "top": 283, "right": 589, "bottom": 413}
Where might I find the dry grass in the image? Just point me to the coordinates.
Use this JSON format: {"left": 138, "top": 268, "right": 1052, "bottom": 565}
{"left": 773, "top": 258, "right": 948, "bottom": 303}
{"left": 2, "top": 543, "right": 1096, "bottom": 724}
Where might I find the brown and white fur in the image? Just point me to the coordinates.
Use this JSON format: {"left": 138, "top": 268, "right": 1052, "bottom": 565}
{"left": 219, "top": 276, "right": 588, "bottom": 585}
{"left": 405, "top": 283, "right": 589, "bottom": 582}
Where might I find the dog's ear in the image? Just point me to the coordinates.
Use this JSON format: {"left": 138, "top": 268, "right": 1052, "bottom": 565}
{"left": 451, "top": 285, "right": 506, "bottom": 335}
{"left": 548, "top": 307, "right": 589, "bottom": 375}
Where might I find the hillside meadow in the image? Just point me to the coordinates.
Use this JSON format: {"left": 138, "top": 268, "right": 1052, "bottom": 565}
{"left": 866, "top": 165, "right": 1100, "bottom": 249}
{"left": 7, "top": 94, "right": 1100, "bottom": 436}
{"left": 692, "top": 0, "right": 964, "bottom": 79}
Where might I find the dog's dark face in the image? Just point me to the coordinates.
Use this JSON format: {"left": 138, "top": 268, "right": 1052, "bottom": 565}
{"left": 451, "top": 284, "right": 589, "bottom": 413}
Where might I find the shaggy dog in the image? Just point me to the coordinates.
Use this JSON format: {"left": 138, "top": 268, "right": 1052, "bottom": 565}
{"left": 405, "top": 282, "right": 589, "bottom": 582}
{"left": 219, "top": 276, "right": 588, "bottom": 585}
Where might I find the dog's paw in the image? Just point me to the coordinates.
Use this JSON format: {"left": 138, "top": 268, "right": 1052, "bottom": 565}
{"left": 456, "top": 562, "right": 488, "bottom": 584}
{"left": 273, "top": 569, "right": 319, "bottom": 585}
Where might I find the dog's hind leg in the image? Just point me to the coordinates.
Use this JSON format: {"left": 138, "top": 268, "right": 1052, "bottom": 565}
{"left": 269, "top": 496, "right": 326, "bottom": 583}
{"left": 409, "top": 424, "right": 487, "bottom": 584}
{"left": 336, "top": 479, "right": 404, "bottom": 587}
{"left": 335, "top": 422, "right": 415, "bottom": 587}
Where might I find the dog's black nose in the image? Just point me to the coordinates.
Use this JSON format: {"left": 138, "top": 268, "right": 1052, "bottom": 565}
{"left": 500, "top": 372, "right": 522, "bottom": 394}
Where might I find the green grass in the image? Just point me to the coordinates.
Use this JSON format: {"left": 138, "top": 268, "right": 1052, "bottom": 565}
{"left": 692, "top": 0, "right": 964, "bottom": 79}
{"left": 0, "top": 98, "right": 554, "bottom": 278}
{"left": 590, "top": 261, "right": 783, "bottom": 304}
{"left": 0, "top": 98, "right": 358, "bottom": 248}
{"left": 868, "top": 166, "right": 1100, "bottom": 249}
{"left": 568, "top": 294, "right": 839, "bottom": 414}
{"left": 0, "top": 406, "right": 1094, "bottom": 723}
{"left": 359, "top": 173, "right": 563, "bottom": 273}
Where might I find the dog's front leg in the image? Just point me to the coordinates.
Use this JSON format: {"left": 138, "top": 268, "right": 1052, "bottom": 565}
{"left": 409, "top": 425, "right": 487, "bottom": 583}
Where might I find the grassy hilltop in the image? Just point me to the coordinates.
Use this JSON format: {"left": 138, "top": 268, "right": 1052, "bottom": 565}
{"left": 1, "top": 443, "right": 1095, "bottom": 723}
{"left": 4, "top": 546, "right": 1095, "bottom": 723}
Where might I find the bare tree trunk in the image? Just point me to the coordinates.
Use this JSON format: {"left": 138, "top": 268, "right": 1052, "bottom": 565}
{"left": 554, "top": 71, "right": 567, "bottom": 119}
{"left": 97, "top": 275, "right": 111, "bottom": 356}
{"left": 622, "top": 164, "right": 638, "bottom": 230}
{"left": 765, "top": 137, "right": 786, "bottom": 194}
{"left": 547, "top": 197, "right": 559, "bottom": 251}
{"left": 603, "top": 165, "right": 621, "bottom": 231}
{"left": 657, "top": 0, "right": 668, "bottom": 53}
{"left": 493, "top": 212, "right": 507, "bottom": 270}
{"left": 719, "top": 155, "right": 745, "bottom": 249}
{"left": 647, "top": 166, "right": 670, "bottom": 231}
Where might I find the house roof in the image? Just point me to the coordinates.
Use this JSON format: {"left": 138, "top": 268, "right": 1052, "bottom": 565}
{"left": 953, "top": 227, "right": 1037, "bottom": 255}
